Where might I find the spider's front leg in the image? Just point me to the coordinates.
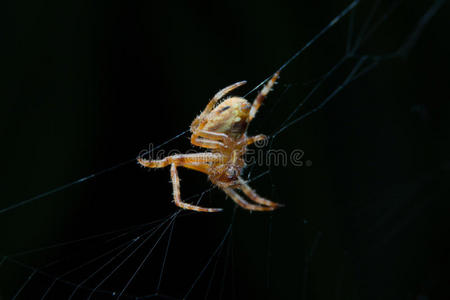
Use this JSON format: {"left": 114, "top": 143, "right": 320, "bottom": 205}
{"left": 249, "top": 71, "right": 279, "bottom": 122}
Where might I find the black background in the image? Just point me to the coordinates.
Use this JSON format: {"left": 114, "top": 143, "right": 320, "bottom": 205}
{"left": 2, "top": 0, "right": 450, "bottom": 299}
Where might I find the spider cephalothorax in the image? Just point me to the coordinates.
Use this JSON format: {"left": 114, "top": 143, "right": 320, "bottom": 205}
{"left": 138, "top": 72, "right": 282, "bottom": 212}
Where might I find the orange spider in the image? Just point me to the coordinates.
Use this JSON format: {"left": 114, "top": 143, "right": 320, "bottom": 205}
{"left": 138, "top": 72, "right": 282, "bottom": 212}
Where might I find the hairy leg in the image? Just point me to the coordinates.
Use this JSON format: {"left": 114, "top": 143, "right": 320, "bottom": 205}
{"left": 190, "top": 138, "right": 223, "bottom": 149}
{"left": 249, "top": 72, "right": 279, "bottom": 122}
{"left": 191, "top": 130, "right": 229, "bottom": 148}
{"left": 238, "top": 177, "right": 281, "bottom": 207}
{"left": 223, "top": 187, "right": 276, "bottom": 211}
{"left": 138, "top": 153, "right": 223, "bottom": 168}
{"left": 170, "top": 164, "right": 222, "bottom": 213}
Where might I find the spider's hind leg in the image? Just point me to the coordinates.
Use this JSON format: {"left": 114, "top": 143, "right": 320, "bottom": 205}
{"left": 249, "top": 71, "right": 279, "bottom": 122}
{"left": 238, "top": 177, "right": 282, "bottom": 208}
{"left": 223, "top": 187, "right": 276, "bottom": 211}
{"left": 170, "top": 164, "right": 222, "bottom": 213}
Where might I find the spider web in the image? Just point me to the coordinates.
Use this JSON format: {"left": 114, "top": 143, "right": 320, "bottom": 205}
{"left": 1, "top": 0, "right": 449, "bottom": 299}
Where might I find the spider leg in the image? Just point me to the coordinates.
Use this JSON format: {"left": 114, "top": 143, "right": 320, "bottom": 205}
{"left": 248, "top": 71, "right": 279, "bottom": 122}
{"left": 138, "top": 153, "right": 223, "bottom": 168}
{"left": 138, "top": 153, "right": 224, "bottom": 212}
{"left": 171, "top": 164, "right": 222, "bottom": 212}
{"left": 178, "top": 162, "right": 211, "bottom": 174}
{"left": 238, "top": 177, "right": 282, "bottom": 208}
{"left": 223, "top": 187, "right": 276, "bottom": 211}
{"left": 196, "top": 130, "right": 230, "bottom": 141}
{"left": 190, "top": 138, "right": 223, "bottom": 149}
{"left": 191, "top": 130, "right": 233, "bottom": 149}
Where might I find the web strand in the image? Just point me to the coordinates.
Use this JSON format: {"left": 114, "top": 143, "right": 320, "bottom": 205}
{"left": 0, "top": 0, "right": 362, "bottom": 217}
{"left": 1, "top": 1, "right": 447, "bottom": 299}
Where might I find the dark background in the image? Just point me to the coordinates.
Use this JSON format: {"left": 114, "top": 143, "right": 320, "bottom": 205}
{"left": 2, "top": 0, "right": 450, "bottom": 299}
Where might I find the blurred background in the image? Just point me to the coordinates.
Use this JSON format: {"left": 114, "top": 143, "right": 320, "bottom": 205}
{"left": 2, "top": 0, "right": 450, "bottom": 299}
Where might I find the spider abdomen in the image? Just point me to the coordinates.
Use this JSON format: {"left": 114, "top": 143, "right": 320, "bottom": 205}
{"left": 202, "top": 97, "right": 251, "bottom": 140}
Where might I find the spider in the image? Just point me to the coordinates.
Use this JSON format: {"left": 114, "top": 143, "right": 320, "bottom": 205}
{"left": 138, "top": 72, "right": 282, "bottom": 212}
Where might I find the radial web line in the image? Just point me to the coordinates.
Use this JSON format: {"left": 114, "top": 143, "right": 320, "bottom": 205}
{"left": 184, "top": 224, "right": 233, "bottom": 299}
{"left": 116, "top": 213, "right": 179, "bottom": 298}
{"left": 41, "top": 238, "right": 138, "bottom": 298}
{"left": 218, "top": 207, "right": 237, "bottom": 300}
{"left": 12, "top": 269, "right": 37, "bottom": 300}
{"left": 84, "top": 215, "right": 176, "bottom": 299}
{"left": 67, "top": 216, "right": 174, "bottom": 299}
{"left": 244, "top": 0, "right": 360, "bottom": 97}
{"left": 156, "top": 215, "right": 176, "bottom": 294}
{"left": 8, "top": 216, "right": 168, "bottom": 258}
